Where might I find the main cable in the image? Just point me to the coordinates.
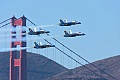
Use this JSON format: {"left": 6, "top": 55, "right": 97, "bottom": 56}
{"left": 0, "top": 18, "right": 11, "bottom": 24}
{"left": 44, "top": 39, "right": 108, "bottom": 80}
{"left": 0, "top": 22, "right": 11, "bottom": 28}
{"left": 0, "top": 17, "right": 22, "bottom": 28}
{"left": 52, "top": 38, "right": 118, "bottom": 80}
{"left": 26, "top": 18, "right": 37, "bottom": 26}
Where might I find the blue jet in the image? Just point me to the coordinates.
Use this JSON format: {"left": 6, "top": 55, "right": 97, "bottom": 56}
{"left": 28, "top": 28, "right": 50, "bottom": 36}
{"left": 34, "top": 42, "right": 55, "bottom": 49}
{"left": 64, "top": 30, "right": 85, "bottom": 37}
{"left": 59, "top": 19, "right": 81, "bottom": 26}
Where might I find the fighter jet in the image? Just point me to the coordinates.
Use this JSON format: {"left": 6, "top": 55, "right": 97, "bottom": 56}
{"left": 59, "top": 19, "right": 81, "bottom": 26}
{"left": 34, "top": 42, "right": 55, "bottom": 49}
{"left": 64, "top": 30, "right": 85, "bottom": 37}
{"left": 28, "top": 28, "right": 50, "bottom": 36}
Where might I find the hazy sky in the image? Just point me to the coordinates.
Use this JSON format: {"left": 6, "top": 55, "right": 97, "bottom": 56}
{"left": 0, "top": 0, "right": 120, "bottom": 69}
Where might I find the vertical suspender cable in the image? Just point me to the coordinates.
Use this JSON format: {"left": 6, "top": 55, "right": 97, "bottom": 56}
{"left": 53, "top": 38, "right": 118, "bottom": 80}
{"left": 44, "top": 39, "right": 107, "bottom": 80}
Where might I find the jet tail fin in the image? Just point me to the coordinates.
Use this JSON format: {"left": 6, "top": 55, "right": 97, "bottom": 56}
{"left": 60, "top": 19, "right": 64, "bottom": 24}
{"left": 34, "top": 42, "right": 39, "bottom": 47}
{"left": 69, "top": 30, "right": 72, "bottom": 34}
{"left": 64, "top": 30, "right": 69, "bottom": 35}
{"left": 39, "top": 42, "right": 42, "bottom": 45}
{"left": 64, "top": 19, "right": 68, "bottom": 23}
{"left": 33, "top": 28, "right": 37, "bottom": 32}
{"left": 28, "top": 28, "right": 33, "bottom": 33}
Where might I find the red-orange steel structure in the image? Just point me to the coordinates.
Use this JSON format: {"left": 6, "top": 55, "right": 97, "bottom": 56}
{"left": 10, "top": 16, "right": 27, "bottom": 80}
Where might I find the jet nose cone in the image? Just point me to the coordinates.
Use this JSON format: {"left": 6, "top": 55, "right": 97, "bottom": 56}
{"left": 83, "top": 33, "right": 85, "bottom": 35}
{"left": 78, "top": 22, "right": 81, "bottom": 24}
{"left": 47, "top": 31, "right": 50, "bottom": 33}
{"left": 51, "top": 45, "right": 55, "bottom": 47}
{"left": 81, "top": 33, "right": 85, "bottom": 36}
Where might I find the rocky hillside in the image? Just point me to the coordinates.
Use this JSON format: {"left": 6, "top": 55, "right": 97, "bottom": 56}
{"left": 47, "top": 55, "right": 120, "bottom": 80}
{"left": 0, "top": 52, "right": 68, "bottom": 80}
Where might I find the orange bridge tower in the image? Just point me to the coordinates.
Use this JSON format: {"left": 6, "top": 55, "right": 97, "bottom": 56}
{"left": 10, "top": 16, "right": 27, "bottom": 80}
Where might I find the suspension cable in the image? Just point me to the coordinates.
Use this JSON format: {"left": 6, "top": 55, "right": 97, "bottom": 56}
{"left": 0, "top": 17, "right": 21, "bottom": 28}
{"left": 26, "top": 18, "right": 37, "bottom": 26}
{"left": 26, "top": 17, "right": 118, "bottom": 80}
{"left": 0, "top": 22, "right": 11, "bottom": 28}
{"left": 44, "top": 39, "right": 108, "bottom": 80}
{"left": 52, "top": 38, "right": 118, "bottom": 80}
{"left": 0, "top": 18, "right": 11, "bottom": 24}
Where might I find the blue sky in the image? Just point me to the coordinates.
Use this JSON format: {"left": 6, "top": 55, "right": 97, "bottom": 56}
{"left": 0, "top": 0, "right": 120, "bottom": 69}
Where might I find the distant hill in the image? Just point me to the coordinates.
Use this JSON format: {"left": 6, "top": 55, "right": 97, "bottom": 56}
{"left": 0, "top": 52, "right": 68, "bottom": 80}
{"left": 47, "top": 55, "right": 120, "bottom": 80}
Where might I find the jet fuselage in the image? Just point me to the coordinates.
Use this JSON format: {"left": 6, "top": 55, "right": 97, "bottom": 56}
{"left": 64, "top": 32, "right": 85, "bottom": 37}
{"left": 34, "top": 44, "right": 55, "bottom": 49}
{"left": 28, "top": 30, "right": 50, "bottom": 35}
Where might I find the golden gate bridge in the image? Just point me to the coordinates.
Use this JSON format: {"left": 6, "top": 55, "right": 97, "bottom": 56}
{"left": 0, "top": 15, "right": 118, "bottom": 80}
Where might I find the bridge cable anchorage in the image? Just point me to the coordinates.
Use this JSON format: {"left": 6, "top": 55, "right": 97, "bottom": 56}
{"left": 44, "top": 39, "right": 108, "bottom": 80}
{"left": 26, "top": 17, "right": 118, "bottom": 80}
{"left": 52, "top": 38, "right": 118, "bottom": 80}
{"left": 0, "top": 18, "right": 11, "bottom": 24}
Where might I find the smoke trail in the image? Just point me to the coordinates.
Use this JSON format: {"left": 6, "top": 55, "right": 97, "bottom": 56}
{"left": 0, "top": 34, "right": 63, "bottom": 42}
{"left": 29, "top": 24, "right": 58, "bottom": 28}
{"left": 38, "top": 24, "right": 58, "bottom": 28}
{"left": 26, "top": 34, "right": 63, "bottom": 40}
{"left": 0, "top": 47, "right": 33, "bottom": 52}
{"left": 0, "top": 26, "right": 27, "bottom": 39}
{"left": 7, "top": 35, "right": 62, "bottom": 42}
{"left": 0, "top": 33, "right": 27, "bottom": 37}
{"left": 59, "top": 26, "right": 74, "bottom": 28}
{"left": 0, "top": 38, "right": 26, "bottom": 42}
{"left": 0, "top": 26, "right": 27, "bottom": 33}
